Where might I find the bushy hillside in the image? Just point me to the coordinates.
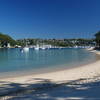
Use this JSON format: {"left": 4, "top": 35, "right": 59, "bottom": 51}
{"left": 0, "top": 33, "right": 16, "bottom": 47}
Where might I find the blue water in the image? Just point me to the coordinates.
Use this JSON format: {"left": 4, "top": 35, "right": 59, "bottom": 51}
{"left": 0, "top": 48, "right": 99, "bottom": 74}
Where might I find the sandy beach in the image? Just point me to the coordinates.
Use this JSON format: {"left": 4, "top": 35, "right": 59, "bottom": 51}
{"left": 0, "top": 50, "right": 100, "bottom": 100}
{"left": 2, "top": 56, "right": 100, "bottom": 83}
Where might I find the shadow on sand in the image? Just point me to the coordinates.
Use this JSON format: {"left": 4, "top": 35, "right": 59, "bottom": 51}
{"left": 0, "top": 77, "right": 100, "bottom": 100}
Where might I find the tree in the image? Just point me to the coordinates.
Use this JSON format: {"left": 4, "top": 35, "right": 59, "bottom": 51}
{"left": 0, "top": 33, "right": 16, "bottom": 47}
{"left": 95, "top": 31, "right": 100, "bottom": 47}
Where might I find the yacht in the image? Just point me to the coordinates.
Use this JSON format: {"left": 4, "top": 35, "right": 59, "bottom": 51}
{"left": 34, "top": 44, "right": 40, "bottom": 50}
{"left": 41, "top": 45, "right": 46, "bottom": 50}
{"left": 22, "top": 40, "right": 29, "bottom": 52}
{"left": 23, "top": 47, "right": 29, "bottom": 52}
{"left": 74, "top": 45, "right": 78, "bottom": 48}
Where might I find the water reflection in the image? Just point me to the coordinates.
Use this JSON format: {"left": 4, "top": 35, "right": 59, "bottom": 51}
{"left": 0, "top": 48, "right": 9, "bottom": 62}
{"left": 0, "top": 48, "right": 99, "bottom": 73}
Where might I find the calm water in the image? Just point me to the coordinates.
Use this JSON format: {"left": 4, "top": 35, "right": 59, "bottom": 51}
{"left": 0, "top": 48, "right": 99, "bottom": 75}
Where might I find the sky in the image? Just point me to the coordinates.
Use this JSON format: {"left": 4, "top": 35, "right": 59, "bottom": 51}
{"left": 0, "top": 0, "right": 100, "bottom": 39}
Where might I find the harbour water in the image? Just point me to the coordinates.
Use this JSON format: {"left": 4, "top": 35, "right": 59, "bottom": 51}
{"left": 0, "top": 48, "right": 99, "bottom": 77}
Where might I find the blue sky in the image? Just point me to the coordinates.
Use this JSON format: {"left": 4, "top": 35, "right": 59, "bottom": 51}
{"left": 0, "top": 0, "right": 100, "bottom": 39}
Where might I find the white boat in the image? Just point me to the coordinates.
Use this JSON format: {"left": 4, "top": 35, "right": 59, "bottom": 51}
{"left": 34, "top": 47, "right": 39, "bottom": 50}
{"left": 41, "top": 46, "right": 46, "bottom": 50}
{"left": 23, "top": 47, "right": 29, "bottom": 52}
{"left": 34, "top": 44, "right": 40, "bottom": 50}
{"left": 74, "top": 45, "right": 78, "bottom": 48}
{"left": 23, "top": 40, "right": 30, "bottom": 52}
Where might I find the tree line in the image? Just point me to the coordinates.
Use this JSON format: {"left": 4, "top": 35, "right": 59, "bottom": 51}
{"left": 16, "top": 38, "right": 95, "bottom": 47}
{"left": 0, "top": 32, "right": 100, "bottom": 48}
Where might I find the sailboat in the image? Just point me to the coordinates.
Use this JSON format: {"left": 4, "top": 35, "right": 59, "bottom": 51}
{"left": 23, "top": 47, "right": 29, "bottom": 51}
{"left": 34, "top": 44, "right": 40, "bottom": 50}
{"left": 41, "top": 46, "right": 46, "bottom": 50}
{"left": 23, "top": 40, "right": 29, "bottom": 52}
{"left": 41, "top": 44, "right": 46, "bottom": 50}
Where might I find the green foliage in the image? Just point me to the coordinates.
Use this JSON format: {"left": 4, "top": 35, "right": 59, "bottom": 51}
{"left": 0, "top": 32, "right": 95, "bottom": 48}
{"left": 95, "top": 31, "right": 100, "bottom": 47}
{"left": 0, "top": 32, "right": 16, "bottom": 47}
{"left": 95, "top": 31, "right": 100, "bottom": 39}
{"left": 16, "top": 38, "right": 94, "bottom": 47}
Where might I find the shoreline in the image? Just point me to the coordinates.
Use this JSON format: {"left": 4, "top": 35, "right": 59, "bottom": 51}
{"left": 0, "top": 50, "right": 100, "bottom": 83}
{"left": 0, "top": 51, "right": 100, "bottom": 80}
{"left": 4, "top": 59, "right": 100, "bottom": 82}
